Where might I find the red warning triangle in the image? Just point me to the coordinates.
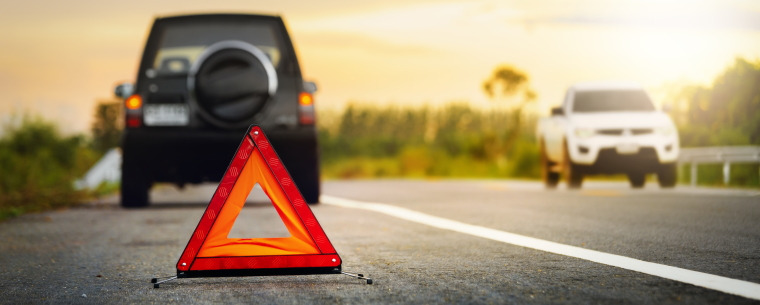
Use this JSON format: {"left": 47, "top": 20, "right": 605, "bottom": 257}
{"left": 176, "top": 126, "right": 340, "bottom": 278}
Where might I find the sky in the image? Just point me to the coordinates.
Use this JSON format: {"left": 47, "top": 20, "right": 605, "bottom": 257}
{"left": 1, "top": 0, "right": 760, "bottom": 134}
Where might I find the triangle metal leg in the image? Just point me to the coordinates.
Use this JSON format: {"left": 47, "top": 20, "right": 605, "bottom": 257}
{"left": 151, "top": 276, "right": 178, "bottom": 288}
{"left": 341, "top": 271, "right": 373, "bottom": 284}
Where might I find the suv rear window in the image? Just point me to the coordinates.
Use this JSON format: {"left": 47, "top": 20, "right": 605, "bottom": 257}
{"left": 150, "top": 20, "right": 283, "bottom": 75}
{"left": 572, "top": 90, "right": 655, "bottom": 112}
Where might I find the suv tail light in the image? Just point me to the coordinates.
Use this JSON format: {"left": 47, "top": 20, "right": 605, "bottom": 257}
{"left": 125, "top": 94, "right": 143, "bottom": 128}
{"left": 125, "top": 94, "right": 142, "bottom": 110}
{"left": 127, "top": 116, "right": 142, "bottom": 128}
{"left": 298, "top": 92, "right": 315, "bottom": 125}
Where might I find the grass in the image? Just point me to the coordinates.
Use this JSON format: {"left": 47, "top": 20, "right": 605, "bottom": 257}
{"left": 0, "top": 115, "right": 101, "bottom": 220}
{"left": 318, "top": 103, "right": 540, "bottom": 180}
{"left": 678, "top": 163, "right": 760, "bottom": 188}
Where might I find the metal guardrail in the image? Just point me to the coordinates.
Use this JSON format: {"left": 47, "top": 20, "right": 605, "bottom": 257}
{"left": 678, "top": 146, "right": 760, "bottom": 186}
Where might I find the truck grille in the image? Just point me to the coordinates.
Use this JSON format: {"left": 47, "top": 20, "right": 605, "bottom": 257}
{"left": 631, "top": 128, "right": 653, "bottom": 135}
{"left": 597, "top": 129, "right": 623, "bottom": 135}
{"left": 596, "top": 128, "right": 653, "bottom": 136}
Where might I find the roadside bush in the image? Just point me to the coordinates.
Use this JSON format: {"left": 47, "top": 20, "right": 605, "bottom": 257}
{"left": 672, "top": 58, "right": 760, "bottom": 187}
{"left": 318, "top": 103, "right": 540, "bottom": 179}
{"left": 0, "top": 116, "right": 98, "bottom": 220}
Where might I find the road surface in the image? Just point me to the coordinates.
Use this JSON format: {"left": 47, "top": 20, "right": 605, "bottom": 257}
{"left": 1, "top": 180, "right": 759, "bottom": 304}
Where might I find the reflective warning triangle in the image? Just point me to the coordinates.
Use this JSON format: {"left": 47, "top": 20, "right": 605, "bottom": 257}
{"left": 176, "top": 126, "right": 340, "bottom": 278}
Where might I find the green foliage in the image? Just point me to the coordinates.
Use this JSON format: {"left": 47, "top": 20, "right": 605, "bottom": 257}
{"left": 321, "top": 63, "right": 541, "bottom": 180}
{"left": 482, "top": 65, "right": 537, "bottom": 156}
{"left": 91, "top": 100, "right": 123, "bottom": 154}
{"left": 91, "top": 181, "right": 121, "bottom": 198}
{"left": 672, "top": 57, "right": 760, "bottom": 187}
{"left": 0, "top": 116, "right": 98, "bottom": 220}
{"left": 675, "top": 58, "right": 760, "bottom": 146}
{"left": 319, "top": 103, "right": 540, "bottom": 179}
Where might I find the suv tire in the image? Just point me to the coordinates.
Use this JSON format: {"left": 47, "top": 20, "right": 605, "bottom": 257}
{"left": 563, "top": 143, "right": 583, "bottom": 189}
{"left": 288, "top": 150, "right": 320, "bottom": 204}
{"left": 121, "top": 162, "right": 150, "bottom": 208}
{"left": 657, "top": 163, "right": 677, "bottom": 188}
{"left": 298, "top": 171, "right": 320, "bottom": 204}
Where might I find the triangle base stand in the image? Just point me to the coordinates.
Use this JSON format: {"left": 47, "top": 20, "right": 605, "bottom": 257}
{"left": 150, "top": 270, "right": 373, "bottom": 288}
{"left": 178, "top": 266, "right": 341, "bottom": 278}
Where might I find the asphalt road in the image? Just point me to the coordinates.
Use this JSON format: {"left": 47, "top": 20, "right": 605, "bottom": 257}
{"left": 1, "top": 180, "right": 759, "bottom": 304}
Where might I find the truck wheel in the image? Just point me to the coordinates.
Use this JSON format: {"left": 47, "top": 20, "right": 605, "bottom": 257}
{"left": 627, "top": 171, "right": 646, "bottom": 188}
{"left": 564, "top": 143, "right": 583, "bottom": 189}
{"left": 565, "top": 163, "right": 584, "bottom": 189}
{"left": 657, "top": 163, "right": 677, "bottom": 188}
{"left": 563, "top": 143, "right": 583, "bottom": 189}
{"left": 120, "top": 165, "right": 151, "bottom": 208}
{"left": 541, "top": 141, "right": 560, "bottom": 189}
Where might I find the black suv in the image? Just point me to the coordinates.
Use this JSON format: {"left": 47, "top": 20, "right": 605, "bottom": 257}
{"left": 115, "top": 14, "right": 320, "bottom": 207}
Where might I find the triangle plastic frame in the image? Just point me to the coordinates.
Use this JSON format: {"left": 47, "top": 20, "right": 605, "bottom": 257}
{"left": 175, "top": 125, "right": 341, "bottom": 278}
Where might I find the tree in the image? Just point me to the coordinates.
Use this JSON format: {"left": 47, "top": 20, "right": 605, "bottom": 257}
{"left": 674, "top": 58, "right": 760, "bottom": 146}
{"left": 91, "top": 99, "right": 123, "bottom": 154}
{"left": 482, "top": 65, "right": 537, "bottom": 156}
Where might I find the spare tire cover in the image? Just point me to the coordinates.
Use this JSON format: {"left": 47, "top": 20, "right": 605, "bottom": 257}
{"left": 188, "top": 41, "right": 277, "bottom": 128}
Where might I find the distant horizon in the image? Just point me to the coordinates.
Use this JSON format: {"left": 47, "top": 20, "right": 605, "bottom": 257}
{"left": 2, "top": 0, "right": 759, "bottom": 134}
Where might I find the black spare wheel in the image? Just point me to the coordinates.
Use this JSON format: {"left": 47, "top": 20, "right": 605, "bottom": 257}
{"left": 189, "top": 40, "right": 278, "bottom": 128}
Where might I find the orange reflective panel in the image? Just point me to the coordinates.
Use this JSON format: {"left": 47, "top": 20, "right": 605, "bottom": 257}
{"left": 176, "top": 126, "right": 339, "bottom": 276}
{"left": 197, "top": 147, "right": 320, "bottom": 257}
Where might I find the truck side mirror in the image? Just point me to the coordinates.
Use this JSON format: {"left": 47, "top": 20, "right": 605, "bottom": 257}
{"left": 551, "top": 107, "right": 564, "bottom": 116}
{"left": 114, "top": 83, "right": 134, "bottom": 99}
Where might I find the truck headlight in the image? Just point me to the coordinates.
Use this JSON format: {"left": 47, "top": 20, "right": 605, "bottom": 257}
{"left": 574, "top": 128, "right": 594, "bottom": 139}
{"left": 655, "top": 126, "right": 675, "bottom": 136}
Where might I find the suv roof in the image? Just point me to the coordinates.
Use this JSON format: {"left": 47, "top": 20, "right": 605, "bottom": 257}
{"left": 156, "top": 13, "right": 281, "bottom": 21}
{"left": 138, "top": 13, "right": 300, "bottom": 78}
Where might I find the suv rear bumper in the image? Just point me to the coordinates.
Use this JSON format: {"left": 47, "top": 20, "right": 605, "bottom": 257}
{"left": 121, "top": 126, "right": 318, "bottom": 184}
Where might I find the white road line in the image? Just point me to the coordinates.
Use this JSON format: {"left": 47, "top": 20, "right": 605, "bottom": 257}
{"left": 321, "top": 195, "right": 760, "bottom": 301}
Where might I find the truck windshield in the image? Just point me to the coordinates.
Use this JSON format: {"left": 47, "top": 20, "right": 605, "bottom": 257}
{"left": 572, "top": 90, "right": 655, "bottom": 112}
{"left": 150, "top": 20, "right": 283, "bottom": 74}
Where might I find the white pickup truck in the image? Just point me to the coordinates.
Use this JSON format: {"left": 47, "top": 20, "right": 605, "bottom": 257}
{"left": 536, "top": 82, "right": 679, "bottom": 189}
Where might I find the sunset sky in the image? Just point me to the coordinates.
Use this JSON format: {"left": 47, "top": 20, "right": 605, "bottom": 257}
{"left": 1, "top": 0, "right": 760, "bottom": 133}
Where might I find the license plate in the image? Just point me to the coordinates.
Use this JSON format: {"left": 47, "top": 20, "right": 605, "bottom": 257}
{"left": 616, "top": 143, "right": 640, "bottom": 155}
{"left": 144, "top": 104, "right": 189, "bottom": 126}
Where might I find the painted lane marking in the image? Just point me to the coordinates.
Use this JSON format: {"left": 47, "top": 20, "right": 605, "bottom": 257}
{"left": 321, "top": 195, "right": 760, "bottom": 301}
